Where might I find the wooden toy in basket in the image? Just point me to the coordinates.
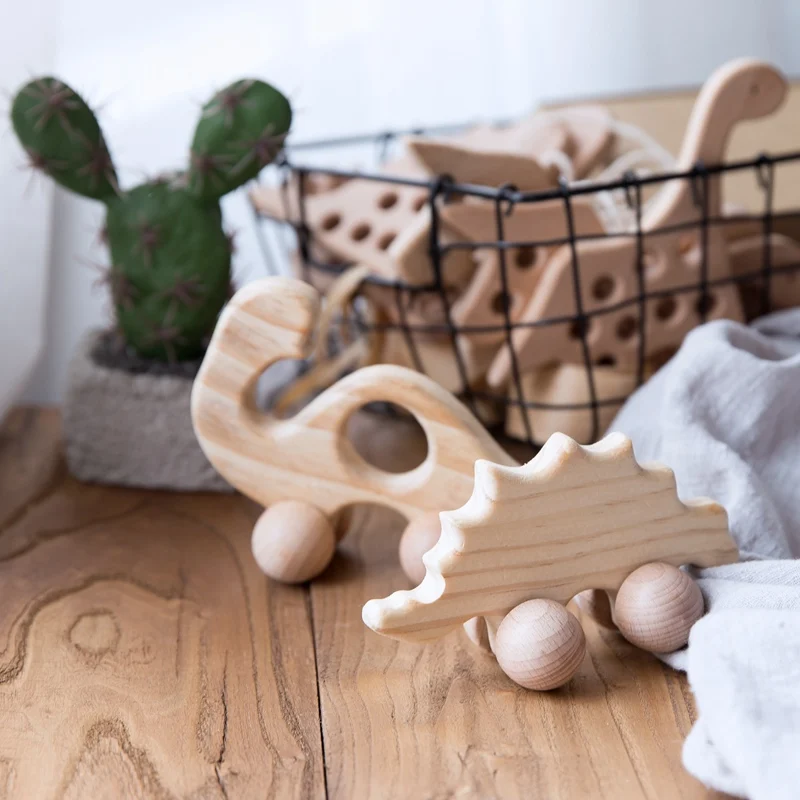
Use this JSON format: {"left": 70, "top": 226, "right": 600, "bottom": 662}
{"left": 250, "top": 152, "right": 475, "bottom": 291}
{"left": 440, "top": 197, "right": 605, "bottom": 350}
{"left": 362, "top": 432, "right": 739, "bottom": 690}
{"left": 489, "top": 58, "right": 788, "bottom": 386}
{"left": 407, "top": 104, "right": 615, "bottom": 183}
{"left": 191, "top": 276, "right": 514, "bottom": 583}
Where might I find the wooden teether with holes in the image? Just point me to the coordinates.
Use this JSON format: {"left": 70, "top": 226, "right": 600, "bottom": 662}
{"left": 440, "top": 196, "right": 606, "bottom": 350}
{"left": 191, "top": 276, "right": 514, "bottom": 584}
{"left": 362, "top": 432, "right": 739, "bottom": 690}
{"left": 489, "top": 58, "right": 788, "bottom": 384}
{"left": 251, "top": 152, "right": 475, "bottom": 291}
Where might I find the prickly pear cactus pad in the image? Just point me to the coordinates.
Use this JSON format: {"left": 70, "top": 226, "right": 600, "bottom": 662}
{"left": 104, "top": 180, "right": 232, "bottom": 361}
{"left": 11, "top": 76, "right": 291, "bottom": 362}
{"left": 11, "top": 77, "right": 118, "bottom": 200}
{"left": 189, "top": 79, "right": 292, "bottom": 202}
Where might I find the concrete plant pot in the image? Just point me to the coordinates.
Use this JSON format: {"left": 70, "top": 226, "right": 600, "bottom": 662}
{"left": 63, "top": 330, "right": 231, "bottom": 492}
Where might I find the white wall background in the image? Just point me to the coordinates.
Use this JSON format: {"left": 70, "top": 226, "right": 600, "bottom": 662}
{"left": 1, "top": 0, "right": 798, "bottom": 408}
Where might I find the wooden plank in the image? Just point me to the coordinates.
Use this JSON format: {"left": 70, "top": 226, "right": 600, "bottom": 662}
{"left": 312, "top": 412, "right": 727, "bottom": 799}
{"left": 0, "top": 408, "right": 325, "bottom": 799}
{"left": 0, "top": 407, "right": 64, "bottom": 528}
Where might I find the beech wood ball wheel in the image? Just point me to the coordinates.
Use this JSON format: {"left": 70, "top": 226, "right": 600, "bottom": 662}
{"left": 614, "top": 562, "right": 704, "bottom": 653}
{"left": 494, "top": 599, "right": 586, "bottom": 691}
{"left": 251, "top": 500, "right": 336, "bottom": 584}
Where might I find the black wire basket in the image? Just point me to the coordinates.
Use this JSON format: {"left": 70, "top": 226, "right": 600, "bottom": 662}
{"left": 250, "top": 123, "right": 800, "bottom": 456}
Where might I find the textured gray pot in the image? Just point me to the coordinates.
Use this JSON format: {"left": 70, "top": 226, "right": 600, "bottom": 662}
{"left": 63, "top": 331, "right": 231, "bottom": 492}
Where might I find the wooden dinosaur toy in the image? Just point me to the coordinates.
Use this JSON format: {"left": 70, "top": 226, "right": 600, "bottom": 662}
{"left": 193, "top": 278, "right": 738, "bottom": 684}
{"left": 191, "top": 276, "right": 514, "bottom": 583}
{"left": 489, "top": 58, "right": 788, "bottom": 385}
{"left": 363, "top": 431, "right": 739, "bottom": 690}
{"left": 439, "top": 196, "right": 606, "bottom": 352}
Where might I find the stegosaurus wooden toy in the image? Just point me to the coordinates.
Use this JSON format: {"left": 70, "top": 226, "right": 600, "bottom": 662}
{"left": 363, "top": 432, "right": 739, "bottom": 690}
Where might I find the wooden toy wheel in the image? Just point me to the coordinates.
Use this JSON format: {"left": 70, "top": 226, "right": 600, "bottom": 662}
{"left": 494, "top": 599, "right": 586, "bottom": 691}
{"left": 614, "top": 562, "right": 704, "bottom": 653}
{"left": 251, "top": 500, "right": 336, "bottom": 584}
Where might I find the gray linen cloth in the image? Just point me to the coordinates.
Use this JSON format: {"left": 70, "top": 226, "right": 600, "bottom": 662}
{"left": 609, "top": 309, "right": 800, "bottom": 800}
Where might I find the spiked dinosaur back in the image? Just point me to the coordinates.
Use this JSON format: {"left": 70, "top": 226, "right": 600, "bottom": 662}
{"left": 363, "top": 432, "right": 739, "bottom": 642}
{"left": 11, "top": 77, "right": 291, "bottom": 361}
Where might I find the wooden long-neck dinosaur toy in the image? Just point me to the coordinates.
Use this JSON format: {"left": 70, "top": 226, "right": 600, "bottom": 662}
{"left": 489, "top": 58, "right": 788, "bottom": 385}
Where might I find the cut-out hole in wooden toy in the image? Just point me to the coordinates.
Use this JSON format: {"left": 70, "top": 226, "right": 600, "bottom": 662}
{"left": 378, "top": 232, "right": 396, "bottom": 251}
{"left": 592, "top": 275, "right": 615, "bottom": 302}
{"left": 696, "top": 293, "right": 717, "bottom": 316}
{"left": 322, "top": 212, "right": 342, "bottom": 231}
{"left": 345, "top": 402, "right": 429, "bottom": 474}
{"left": 595, "top": 354, "right": 617, "bottom": 367}
{"left": 412, "top": 194, "right": 427, "bottom": 212}
{"left": 492, "top": 291, "right": 514, "bottom": 315}
{"left": 568, "top": 317, "right": 592, "bottom": 340}
{"left": 258, "top": 357, "right": 312, "bottom": 419}
{"left": 616, "top": 315, "right": 638, "bottom": 341}
{"left": 351, "top": 222, "right": 371, "bottom": 242}
{"left": 515, "top": 246, "right": 537, "bottom": 269}
{"left": 378, "top": 191, "right": 399, "bottom": 210}
{"left": 656, "top": 296, "right": 678, "bottom": 321}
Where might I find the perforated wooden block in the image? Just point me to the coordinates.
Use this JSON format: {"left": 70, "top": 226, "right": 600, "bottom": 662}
{"left": 441, "top": 197, "right": 605, "bottom": 350}
{"left": 489, "top": 59, "right": 787, "bottom": 384}
{"left": 504, "top": 362, "right": 642, "bottom": 444}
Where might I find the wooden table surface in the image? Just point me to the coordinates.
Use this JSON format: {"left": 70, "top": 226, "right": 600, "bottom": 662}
{"left": 0, "top": 407, "right": 729, "bottom": 800}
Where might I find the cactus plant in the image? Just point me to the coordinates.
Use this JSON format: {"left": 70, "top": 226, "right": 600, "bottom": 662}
{"left": 11, "top": 77, "right": 291, "bottom": 361}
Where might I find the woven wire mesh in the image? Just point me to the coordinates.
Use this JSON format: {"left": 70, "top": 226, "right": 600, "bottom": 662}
{"left": 250, "top": 125, "right": 800, "bottom": 456}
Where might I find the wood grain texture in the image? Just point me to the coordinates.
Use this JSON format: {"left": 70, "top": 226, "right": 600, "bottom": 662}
{"left": 490, "top": 58, "right": 786, "bottom": 383}
{"left": 494, "top": 599, "right": 587, "bottom": 691}
{"left": 594, "top": 81, "right": 800, "bottom": 216}
{"left": 310, "top": 410, "right": 730, "bottom": 799}
{"left": 0, "top": 408, "right": 736, "bottom": 798}
{"left": 614, "top": 563, "right": 705, "bottom": 654}
{"left": 192, "top": 276, "right": 513, "bottom": 524}
{"left": 363, "top": 432, "right": 738, "bottom": 643}
{"left": 406, "top": 137, "right": 558, "bottom": 190}
{"left": 0, "top": 408, "right": 324, "bottom": 799}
